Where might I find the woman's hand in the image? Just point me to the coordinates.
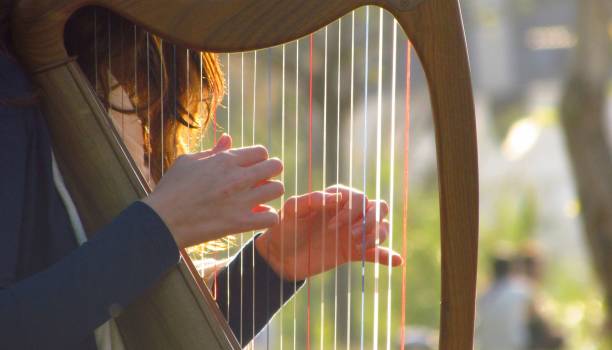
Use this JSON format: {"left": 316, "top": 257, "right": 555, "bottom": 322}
{"left": 255, "top": 184, "right": 403, "bottom": 281}
{"left": 143, "top": 134, "right": 284, "bottom": 249}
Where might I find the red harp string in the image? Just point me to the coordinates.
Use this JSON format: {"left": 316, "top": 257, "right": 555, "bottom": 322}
{"left": 400, "top": 40, "right": 412, "bottom": 350}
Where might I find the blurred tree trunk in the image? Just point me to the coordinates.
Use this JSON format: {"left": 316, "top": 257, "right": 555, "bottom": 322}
{"left": 558, "top": 0, "right": 612, "bottom": 339}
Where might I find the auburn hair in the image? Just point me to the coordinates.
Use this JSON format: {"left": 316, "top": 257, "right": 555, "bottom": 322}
{"left": 64, "top": 7, "right": 225, "bottom": 183}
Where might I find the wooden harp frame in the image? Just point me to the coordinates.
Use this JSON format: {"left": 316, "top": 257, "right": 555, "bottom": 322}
{"left": 11, "top": 0, "right": 479, "bottom": 349}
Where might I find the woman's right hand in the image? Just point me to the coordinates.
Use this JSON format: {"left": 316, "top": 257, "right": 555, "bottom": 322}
{"left": 142, "top": 134, "right": 284, "bottom": 248}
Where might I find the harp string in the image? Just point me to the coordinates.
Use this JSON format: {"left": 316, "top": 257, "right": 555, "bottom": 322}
{"left": 93, "top": 10, "right": 98, "bottom": 94}
{"left": 133, "top": 24, "right": 138, "bottom": 178}
{"left": 320, "top": 25, "right": 329, "bottom": 350}
{"left": 251, "top": 50, "right": 257, "bottom": 350}
{"left": 386, "top": 18, "right": 399, "bottom": 350}
{"left": 360, "top": 6, "right": 370, "bottom": 350}
{"left": 186, "top": 49, "right": 190, "bottom": 150}
{"left": 333, "top": 17, "right": 342, "bottom": 350}
{"left": 146, "top": 33, "right": 151, "bottom": 185}
{"left": 240, "top": 50, "right": 245, "bottom": 346}
{"left": 107, "top": 12, "right": 111, "bottom": 118}
{"left": 346, "top": 10, "right": 356, "bottom": 350}
{"left": 373, "top": 7, "right": 384, "bottom": 350}
{"left": 200, "top": 54, "right": 205, "bottom": 151}
{"left": 265, "top": 47, "right": 272, "bottom": 350}
{"left": 172, "top": 44, "right": 177, "bottom": 169}
{"left": 159, "top": 39, "right": 164, "bottom": 176}
{"left": 306, "top": 32, "right": 314, "bottom": 350}
{"left": 293, "top": 38, "right": 300, "bottom": 350}
{"left": 225, "top": 52, "right": 232, "bottom": 321}
{"left": 120, "top": 21, "right": 125, "bottom": 140}
{"left": 400, "top": 40, "right": 412, "bottom": 350}
{"left": 279, "top": 43, "right": 286, "bottom": 350}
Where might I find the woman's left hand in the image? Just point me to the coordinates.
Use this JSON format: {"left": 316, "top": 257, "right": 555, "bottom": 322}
{"left": 255, "top": 185, "right": 403, "bottom": 281}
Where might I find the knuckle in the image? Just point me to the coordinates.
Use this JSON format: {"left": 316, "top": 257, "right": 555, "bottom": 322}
{"left": 220, "top": 176, "right": 244, "bottom": 195}
{"left": 252, "top": 145, "right": 269, "bottom": 160}
{"left": 217, "top": 151, "right": 234, "bottom": 163}
{"left": 231, "top": 172, "right": 248, "bottom": 186}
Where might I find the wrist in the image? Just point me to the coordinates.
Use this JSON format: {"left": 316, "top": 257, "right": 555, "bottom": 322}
{"left": 140, "top": 197, "right": 185, "bottom": 249}
{"left": 255, "top": 233, "right": 295, "bottom": 281}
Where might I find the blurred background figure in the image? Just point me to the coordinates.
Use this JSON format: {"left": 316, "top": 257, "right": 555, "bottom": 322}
{"left": 399, "top": 326, "right": 438, "bottom": 350}
{"left": 476, "top": 247, "right": 565, "bottom": 350}
{"left": 476, "top": 252, "right": 532, "bottom": 350}
{"left": 518, "top": 247, "right": 565, "bottom": 350}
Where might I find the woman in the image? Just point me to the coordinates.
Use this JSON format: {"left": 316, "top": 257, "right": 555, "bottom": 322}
{"left": 0, "top": 3, "right": 402, "bottom": 349}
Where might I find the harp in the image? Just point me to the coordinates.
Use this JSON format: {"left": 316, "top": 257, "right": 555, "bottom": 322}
{"left": 11, "top": 0, "right": 479, "bottom": 349}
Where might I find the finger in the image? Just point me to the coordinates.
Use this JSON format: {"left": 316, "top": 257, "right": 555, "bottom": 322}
{"left": 352, "top": 221, "right": 389, "bottom": 247}
{"left": 346, "top": 203, "right": 383, "bottom": 236}
{"left": 283, "top": 192, "right": 342, "bottom": 218}
{"left": 362, "top": 247, "right": 403, "bottom": 267}
{"left": 213, "top": 133, "right": 232, "bottom": 152}
{"left": 192, "top": 134, "right": 232, "bottom": 159}
{"left": 307, "top": 191, "right": 342, "bottom": 212}
{"left": 252, "top": 204, "right": 275, "bottom": 213}
{"left": 326, "top": 185, "right": 366, "bottom": 209}
{"left": 325, "top": 184, "right": 350, "bottom": 205}
{"left": 243, "top": 180, "right": 285, "bottom": 204}
{"left": 240, "top": 158, "right": 282, "bottom": 189}
{"left": 367, "top": 199, "right": 389, "bottom": 219}
{"left": 326, "top": 194, "right": 368, "bottom": 229}
{"left": 246, "top": 207, "right": 280, "bottom": 229}
{"left": 231, "top": 145, "right": 269, "bottom": 166}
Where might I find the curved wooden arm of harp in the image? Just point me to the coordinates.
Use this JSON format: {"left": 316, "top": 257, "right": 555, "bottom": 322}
{"left": 12, "top": 0, "right": 479, "bottom": 349}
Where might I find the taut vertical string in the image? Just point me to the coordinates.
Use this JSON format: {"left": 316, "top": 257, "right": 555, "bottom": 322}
{"left": 133, "top": 25, "right": 138, "bottom": 164}
{"left": 107, "top": 12, "right": 111, "bottom": 112}
{"left": 373, "top": 8, "right": 384, "bottom": 350}
{"left": 293, "top": 39, "right": 300, "bottom": 350}
{"left": 333, "top": 17, "right": 342, "bottom": 350}
{"left": 251, "top": 50, "right": 257, "bottom": 350}
{"left": 93, "top": 10, "right": 98, "bottom": 95}
{"left": 385, "top": 18, "right": 399, "bottom": 350}
{"left": 120, "top": 19, "right": 125, "bottom": 140}
{"left": 400, "top": 41, "right": 412, "bottom": 350}
{"left": 239, "top": 51, "right": 245, "bottom": 346}
{"left": 186, "top": 49, "right": 190, "bottom": 152}
{"left": 225, "top": 52, "right": 231, "bottom": 320}
{"left": 172, "top": 44, "right": 177, "bottom": 169}
{"left": 360, "top": 7, "right": 370, "bottom": 350}
{"left": 346, "top": 11, "right": 356, "bottom": 350}
{"left": 279, "top": 43, "right": 286, "bottom": 350}
{"left": 265, "top": 47, "right": 272, "bottom": 350}
{"left": 306, "top": 32, "right": 314, "bottom": 350}
{"left": 320, "top": 25, "right": 329, "bottom": 350}
{"left": 159, "top": 39, "right": 164, "bottom": 175}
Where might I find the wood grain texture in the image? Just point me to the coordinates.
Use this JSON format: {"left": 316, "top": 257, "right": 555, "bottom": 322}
{"left": 397, "top": 2, "right": 479, "bottom": 349}
{"left": 12, "top": 0, "right": 478, "bottom": 349}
